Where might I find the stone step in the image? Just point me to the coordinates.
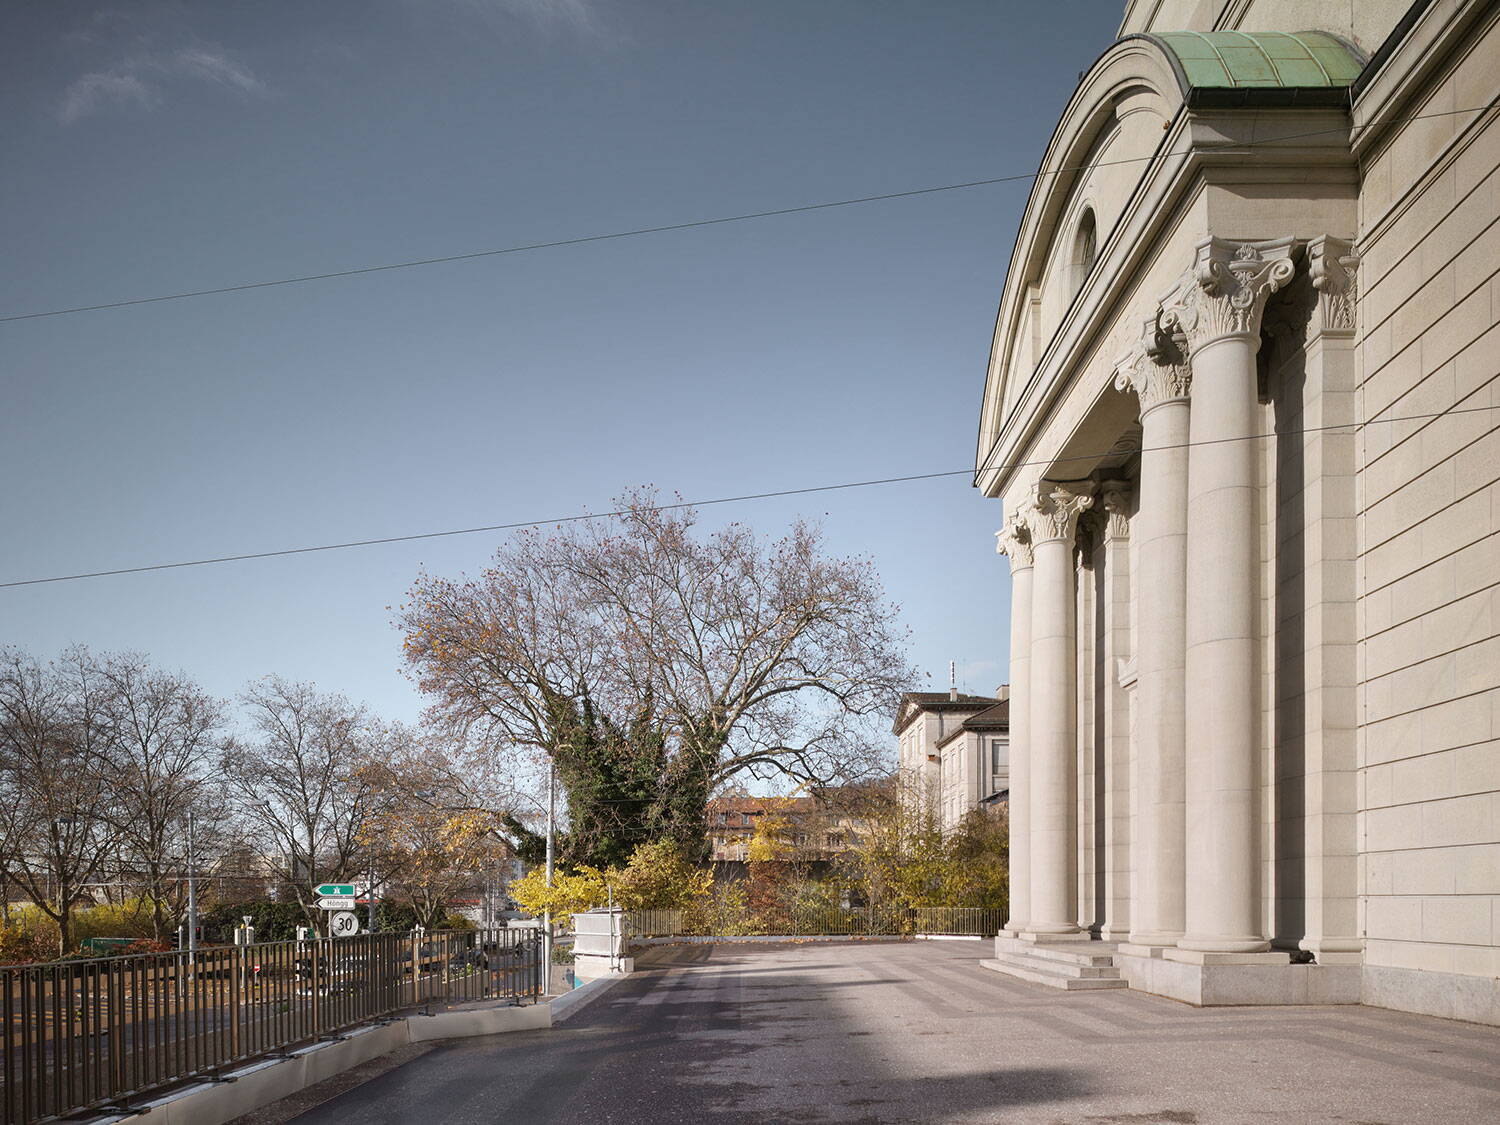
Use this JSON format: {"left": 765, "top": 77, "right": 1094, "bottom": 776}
{"left": 987, "top": 950, "right": 1120, "bottom": 980}
{"left": 979, "top": 957, "right": 1128, "bottom": 991}
{"left": 1012, "top": 945, "right": 1119, "bottom": 969}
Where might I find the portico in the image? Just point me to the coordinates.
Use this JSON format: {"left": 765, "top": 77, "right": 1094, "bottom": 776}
{"left": 978, "top": 26, "right": 1373, "bottom": 1004}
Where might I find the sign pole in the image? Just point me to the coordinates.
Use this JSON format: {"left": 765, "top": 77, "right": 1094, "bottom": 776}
{"left": 543, "top": 756, "right": 555, "bottom": 990}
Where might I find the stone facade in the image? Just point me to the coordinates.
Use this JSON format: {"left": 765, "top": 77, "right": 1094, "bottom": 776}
{"left": 976, "top": 0, "right": 1500, "bottom": 1022}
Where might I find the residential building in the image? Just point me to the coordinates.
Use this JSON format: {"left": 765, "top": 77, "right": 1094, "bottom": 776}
{"left": 705, "top": 787, "right": 883, "bottom": 864}
{"left": 978, "top": 0, "right": 1500, "bottom": 1024}
{"left": 894, "top": 689, "right": 1011, "bottom": 830}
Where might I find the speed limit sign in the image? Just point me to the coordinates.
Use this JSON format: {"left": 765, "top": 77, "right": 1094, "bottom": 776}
{"left": 329, "top": 911, "right": 361, "bottom": 937}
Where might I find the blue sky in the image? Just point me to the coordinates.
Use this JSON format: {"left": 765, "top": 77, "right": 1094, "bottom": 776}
{"left": 1, "top": 0, "right": 1121, "bottom": 730}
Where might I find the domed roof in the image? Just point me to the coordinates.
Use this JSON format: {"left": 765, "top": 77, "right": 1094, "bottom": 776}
{"left": 1128, "top": 29, "right": 1366, "bottom": 95}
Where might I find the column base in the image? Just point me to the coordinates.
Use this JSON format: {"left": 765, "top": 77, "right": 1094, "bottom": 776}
{"left": 1175, "top": 934, "right": 1272, "bottom": 955}
{"left": 1115, "top": 942, "right": 1171, "bottom": 959}
{"left": 1164, "top": 949, "right": 1288, "bottom": 967}
{"left": 1015, "top": 928, "right": 1092, "bottom": 943}
{"left": 1124, "top": 930, "right": 1183, "bottom": 950}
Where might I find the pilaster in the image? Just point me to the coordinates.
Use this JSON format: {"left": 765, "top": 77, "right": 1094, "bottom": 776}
{"left": 1097, "top": 480, "right": 1133, "bottom": 940}
{"left": 996, "top": 515, "right": 1034, "bottom": 935}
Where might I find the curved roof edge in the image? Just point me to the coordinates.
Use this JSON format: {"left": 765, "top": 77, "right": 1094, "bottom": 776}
{"left": 1123, "top": 29, "right": 1369, "bottom": 107}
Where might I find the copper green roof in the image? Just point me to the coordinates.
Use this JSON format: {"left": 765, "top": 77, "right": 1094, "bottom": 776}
{"left": 1127, "top": 30, "right": 1367, "bottom": 103}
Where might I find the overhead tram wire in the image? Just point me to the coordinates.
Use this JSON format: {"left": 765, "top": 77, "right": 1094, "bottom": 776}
{"left": 2, "top": 103, "right": 1496, "bottom": 325}
{"left": 3, "top": 402, "right": 1497, "bottom": 590}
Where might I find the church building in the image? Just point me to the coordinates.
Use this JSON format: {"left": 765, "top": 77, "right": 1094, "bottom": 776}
{"left": 977, "top": 0, "right": 1500, "bottom": 1024}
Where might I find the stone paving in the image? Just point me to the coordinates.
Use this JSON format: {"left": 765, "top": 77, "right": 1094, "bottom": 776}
{"left": 283, "top": 939, "right": 1500, "bottom": 1124}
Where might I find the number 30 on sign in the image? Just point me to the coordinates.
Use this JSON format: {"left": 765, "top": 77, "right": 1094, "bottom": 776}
{"left": 329, "top": 911, "right": 361, "bottom": 938}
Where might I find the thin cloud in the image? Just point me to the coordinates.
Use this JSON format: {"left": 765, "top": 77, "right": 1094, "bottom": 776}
{"left": 424, "top": 0, "right": 619, "bottom": 45}
{"left": 58, "top": 70, "right": 156, "bottom": 123}
{"left": 173, "top": 48, "right": 265, "bottom": 94}
{"left": 56, "top": 43, "right": 265, "bottom": 123}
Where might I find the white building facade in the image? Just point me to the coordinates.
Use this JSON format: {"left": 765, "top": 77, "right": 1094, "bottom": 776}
{"left": 895, "top": 691, "right": 1010, "bottom": 832}
{"left": 979, "top": 0, "right": 1500, "bottom": 1023}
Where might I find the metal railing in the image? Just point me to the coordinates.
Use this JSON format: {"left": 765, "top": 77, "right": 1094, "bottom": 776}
{"left": 908, "top": 907, "right": 1004, "bottom": 937}
{"left": 624, "top": 905, "right": 1002, "bottom": 939}
{"left": 0, "top": 927, "right": 542, "bottom": 1125}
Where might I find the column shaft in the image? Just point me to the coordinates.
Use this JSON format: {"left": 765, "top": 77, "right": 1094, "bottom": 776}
{"left": 1181, "top": 333, "right": 1265, "bottom": 951}
{"left": 1131, "top": 399, "right": 1189, "bottom": 945}
{"left": 1024, "top": 485, "right": 1092, "bottom": 935}
{"left": 1006, "top": 562, "right": 1034, "bottom": 932}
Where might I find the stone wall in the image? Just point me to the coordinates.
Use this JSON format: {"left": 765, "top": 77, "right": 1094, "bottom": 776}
{"left": 1354, "top": 0, "right": 1500, "bottom": 1006}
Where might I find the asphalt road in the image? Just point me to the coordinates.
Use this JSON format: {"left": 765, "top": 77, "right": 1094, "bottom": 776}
{"left": 284, "top": 939, "right": 1500, "bottom": 1124}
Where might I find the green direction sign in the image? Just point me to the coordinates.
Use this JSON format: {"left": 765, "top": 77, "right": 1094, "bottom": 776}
{"left": 315, "top": 883, "right": 356, "bottom": 897}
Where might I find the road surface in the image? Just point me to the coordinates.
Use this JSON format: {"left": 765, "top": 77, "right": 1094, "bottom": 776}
{"left": 282, "top": 939, "right": 1500, "bottom": 1124}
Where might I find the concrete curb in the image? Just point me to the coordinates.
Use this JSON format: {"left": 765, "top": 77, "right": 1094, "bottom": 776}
{"left": 549, "top": 972, "right": 632, "bottom": 1023}
{"left": 633, "top": 934, "right": 912, "bottom": 945}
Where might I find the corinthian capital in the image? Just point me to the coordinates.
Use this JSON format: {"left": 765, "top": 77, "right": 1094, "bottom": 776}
{"left": 1114, "top": 312, "right": 1191, "bottom": 415}
{"left": 1100, "top": 480, "right": 1131, "bottom": 539}
{"left": 1308, "top": 235, "right": 1358, "bottom": 337}
{"left": 1021, "top": 482, "right": 1095, "bottom": 545}
{"left": 1162, "top": 236, "right": 1299, "bottom": 351}
{"left": 995, "top": 513, "right": 1034, "bottom": 571}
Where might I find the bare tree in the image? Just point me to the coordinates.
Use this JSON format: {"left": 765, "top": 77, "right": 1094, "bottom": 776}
{"left": 92, "top": 652, "right": 230, "bottom": 939}
{"left": 400, "top": 491, "right": 913, "bottom": 858}
{"left": 0, "top": 648, "right": 121, "bottom": 954}
{"left": 223, "top": 677, "right": 380, "bottom": 929}
{"left": 358, "top": 735, "right": 509, "bottom": 928}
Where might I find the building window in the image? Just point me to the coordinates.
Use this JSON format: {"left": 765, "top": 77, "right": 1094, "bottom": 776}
{"left": 716, "top": 812, "right": 727, "bottom": 825}
{"left": 991, "top": 739, "right": 1008, "bottom": 771}
{"left": 825, "top": 833, "right": 844, "bottom": 849}
{"left": 1072, "top": 209, "right": 1098, "bottom": 295}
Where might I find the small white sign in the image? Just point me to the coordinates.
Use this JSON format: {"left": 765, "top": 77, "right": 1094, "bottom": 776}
{"left": 317, "top": 895, "right": 358, "bottom": 911}
{"left": 329, "top": 911, "right": 360, "bottom": 938}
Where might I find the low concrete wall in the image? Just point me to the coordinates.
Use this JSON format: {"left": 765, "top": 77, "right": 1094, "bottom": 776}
{"left": 104, "top": 999, "right": 559, "bottom": 1125}
{"left": 1363, "top": 964, "right": 1500, "bottom": 1026}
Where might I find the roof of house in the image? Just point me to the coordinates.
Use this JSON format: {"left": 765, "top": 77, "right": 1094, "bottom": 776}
{"left": 893, "top": 691, "right": 1003, "bottom": 734}
{"left": 933, "top": 700, "right": 1011, "bottom": 749}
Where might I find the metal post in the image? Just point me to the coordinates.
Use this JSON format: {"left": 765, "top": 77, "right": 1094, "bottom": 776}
{"left": 186, "top": 812, "right": 198, "bottom": 958}
{"left": 368, "top": 853, "right": 376, "bottom": 936}
{"left": 542, "top": 756, "right": 555, "bottom": 991}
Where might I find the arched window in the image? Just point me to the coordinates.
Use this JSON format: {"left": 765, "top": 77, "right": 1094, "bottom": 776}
{"left": 1071, "top": 209, "right": 1098, "bottom": 295}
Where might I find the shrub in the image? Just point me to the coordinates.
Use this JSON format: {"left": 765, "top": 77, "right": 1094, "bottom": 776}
{"left": 0, "top": 923, "right": 55, "bottom": 966}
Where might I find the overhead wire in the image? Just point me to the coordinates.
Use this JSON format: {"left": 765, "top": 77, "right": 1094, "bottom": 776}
{"left": 2, "top": 103, "right": 1496, "bottom": 325}
{"left": 3, "top": 402, "right": 1496, "bottom": 589}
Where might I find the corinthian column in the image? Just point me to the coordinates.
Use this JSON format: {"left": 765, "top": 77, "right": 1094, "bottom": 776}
{"left": 1021, "top": 482, "right": 1094, "bottom": 936}
{"left": 1113, "top": 316, "right": 1192, "bottom": 949}
{"left": 1165, "top": 236, "right": 1297, "bottom": 954}
{"left": 996, "top": 515, "right": 1033, "bottom": 934}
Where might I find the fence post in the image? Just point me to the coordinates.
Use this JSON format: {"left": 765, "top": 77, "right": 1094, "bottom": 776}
{"left": 229, "top": 943, "right": 243, "bottom": 1060}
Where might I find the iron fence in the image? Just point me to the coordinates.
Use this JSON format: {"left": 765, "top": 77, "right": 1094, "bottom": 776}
{"left": 908, "top": 907, "right": 1004, "bottom": 937}
{"left": 0, "top": 927, "right": 542, "bottom": 1125}
{"left": 623, "top": 905, "right": 1002, "bottom": 939}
